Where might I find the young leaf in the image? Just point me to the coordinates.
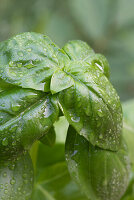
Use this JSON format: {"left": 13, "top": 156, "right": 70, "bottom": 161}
{"left": 50, "top": 69, "right": 74, "bottom": 94}
{"left": 65, "top": 126, "right": 130, "bottom": 200}
{"left": 58, "top": 64, "right": 122, "bottom": 151}
{"left": 0, "top": 152, "right": 34, "bottom": 200}
{"left": 0, "top": 32, "right": 69, "bottom": 92}
{"left": 59, "top": 40, "right": 122, "bottom": 151}
{"left": 63, "top": 40, "right": 110, "bottom": 78}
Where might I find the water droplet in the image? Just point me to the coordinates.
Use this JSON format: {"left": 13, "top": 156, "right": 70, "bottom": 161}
{"left": 0, "top": 184, "right": 3, "bottom": 189}
{"left": 23, "top": 180, "right": 28, "bottom": 184}
{"left": 10, "top": 179, "right": 16, "bottom": 185}
{"left": 9, "top": 61, "right": 15, "bottom": 67}
{"left": 23, "top": 173, "right": 27, "bottom": 178}
{"left": 97, "top": 109, "right": 104, "bottom": 117}
{"left": 9, "top": 71, "right": 17, "bottom": 77}
{"left": 5, "top": 183, "right": 8, "bottom": 187}
{"left": 2, "top": 138, "right": 8, "bottom": 146}
{"left": 12, "top": 141, "right": 16, "bottom": 146}
{"left": 8, "top": 164, "right": 15, "bottom": 170}
{"left": 17, "top": 63, "right": 22, "bottom": 68}
{"left": 27, "top": 48, "right": 32, "bottom": 52}
{"left": 4, "top": 189, "right": 8, "bottom": 194}
{"left": 95, "top": 62, "right": 103, "bottom": 71}
{"left": 43, "top": 107, "right": 52, "bottom": 118}
{"left": 3, "top": 172, "right": 7, "bottom": 177}
{"left": 18, "top": 51, "right": 24, "bottom": 57}
{"left": 71, "top": 150, "right": 78, "bottom": 158}
{"left": 99, "top": 134, "right": 103, "bottom": 139}
{"left": 25, "top": 60, "right": 34, "bottom": 69}
{"left": 71, "top": 116, "right": 80, "bottom": 123}
{"left": 0, "top": 116, "right": 3, "bottom": 122}
{"left": 11, "top": 104, "right": 21, "bottom": 112}
{"left": 10, "top": 126, "right": 17, "bottom": 133}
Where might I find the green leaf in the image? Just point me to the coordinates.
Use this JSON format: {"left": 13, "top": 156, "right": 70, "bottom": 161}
{"left": 54, "top": 116, "right": 69, "bottom": 144}
{"left": 122, "top": 99, "right": 134, "bottom": 165}
{"left": 121, "top": 166, "right": 134, "bottom": 200}
{"left": 0, "top": 32, "right": 69, "bottom": 92}
{"left": 0, "top": 152, "right": 34, "bottom": 200}
{"left": 0, "top": 33, "right": 123, "bottom": 152}
{"left": 63, "top": 40, "right": 110, "bottom": 78}
{"left": 31, "top": 118, "right": 88, "bottom": 200}
{"left": 50, "top": 69, "right": 74, "bottom": 94}
{"left": 58, "top": 41, "right": 122, "bottom": 151}
{"left": 121, "top": 99, "right": 134, "bottom": 200}
{"left": 0, "top": 90, "right": 59, "bottom": 159}
{"left": 0, "top": 33, "right": 124, "bottom": 199}
{"left": 65, "top": 126, "right": 130, "bottom": 200}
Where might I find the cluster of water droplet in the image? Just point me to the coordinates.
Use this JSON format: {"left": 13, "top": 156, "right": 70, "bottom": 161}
{"left": 0, "top": 153, "right": 33, "bottom": 200}
{"left": 0, "top": 32, "right": 129, "bottom": 200}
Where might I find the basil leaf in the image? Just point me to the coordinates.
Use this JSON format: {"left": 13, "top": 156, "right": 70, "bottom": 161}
{"left": 58, "top": 62, "right": 122, "bottom": 151}
{"left": 0, "top": 152, "right": 33, "bottom": 200}
{"left": 58, "top": 40, "right": 122, "bottom": 151}
{"left": 63, "top": 40, "right": 110, "bottom": 78}
{"left": 0, "top": 90, "right": 59, "bottom": 159}
{"left": 121, "top": 100, "right": 134, "bottom": 200}
{"left": 50, "top": 69, "right": 74, "bottom": 94}
{"left": 31, "top": 117, "right": 88, "bottom": 200}
{"left": 65, "top": 126, "right": 130, "bottom": 200}
{"left": 31, "top": 143, "right": 88, "bottom": 200}
{"left": 121, "top": 166, "right": 134, "bottom": 200}
{"left": 0, "top": 32, "right": 69, "bottom": 92}
{"left": 63, "top": 40, "right": 94, "bottom": 61}
{"left": 0, "top": 34, "right": 122, "bottom": 151}
{"left": 123, "top": 99, "right": 134, "bottom": 166}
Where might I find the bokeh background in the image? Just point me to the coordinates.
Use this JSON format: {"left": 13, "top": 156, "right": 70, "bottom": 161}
{"left": 0, "top": 0, "right": 134, "bottom": 101}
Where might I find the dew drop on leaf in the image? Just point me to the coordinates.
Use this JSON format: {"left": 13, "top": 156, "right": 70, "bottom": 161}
{"left": 10, "top": 179, "right": 16, "bottom": 185}
{"left": 27, "top": 48, "right": 32, "bottom": 52}
{"left": 4, "top": 189, "right": 8, "bottom": 194}
{"left": 3, "top": 172, "right": 7, "bottom": 177}
{"left": 2, "top": 138, "right": 8, "bottom": 146}
{"left": 17, "top": 51, "right": 24, "bottom": 57}
{"left": 71, "top": 116, "right": 80, "bottom": 123}
{"left": 11, "top": 104, "right": 21, "bottom": 112}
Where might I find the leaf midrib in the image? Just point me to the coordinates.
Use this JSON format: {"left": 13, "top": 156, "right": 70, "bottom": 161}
{"left": 37, "top": 185, "right": 56, "bottom": 200}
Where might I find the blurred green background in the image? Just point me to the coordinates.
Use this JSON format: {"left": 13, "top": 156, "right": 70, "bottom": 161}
{"left": 0, "top": 0, "right": 134, "bottom": 101}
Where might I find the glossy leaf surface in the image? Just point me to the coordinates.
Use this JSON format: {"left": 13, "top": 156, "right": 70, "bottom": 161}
{"left": 0, "top": 32, "right": 125, "bottom": 199}
{"left": 0, "top": 32, "right": 123, "bottom": 153}
{"left": 65, "top": 126, "right": 130, "bottom": 200}
{"left": 121, "top": 100, "right": 134, "bottom": 200}
{"left": 31, "top": 117, "right": 88, "bottom": 200}
{"left": 0, "top": 152, "right": 33, "bottom": 200}
{"left": 59, "top": 40, "right": 122, "bottom": 151}
{"left": 0, "top": 90, "right": 59, "bottom": 159}
{"left": 0, "top": 32, "right": 69, "bottom": 92}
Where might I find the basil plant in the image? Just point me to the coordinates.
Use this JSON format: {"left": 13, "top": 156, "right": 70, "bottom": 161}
{"left": 0, "top": 32, "right": 131, "bottom": 200}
